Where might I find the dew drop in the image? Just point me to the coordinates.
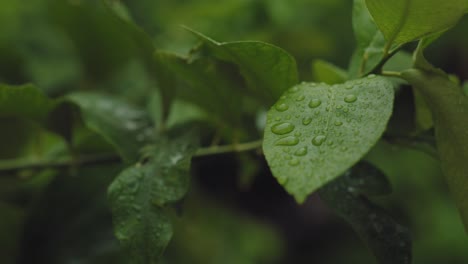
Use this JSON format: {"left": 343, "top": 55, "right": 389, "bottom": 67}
{"left": 294, "top": 147, "right": 308, "bottom": 156}
{"left": 271, "top": 122, "right": 295, "bottom": 135}
{"left": 344, "top": 94, "right": 357, "bottom": 103}
{"left": 312, "top": 135, "right": 326, "bottom": 146}
{"left": 334, "top": 121, "right": 343, "bottom": 126}
{"left": 368, "top": 74, "right": 377, "bottom": 79}
{"left": 296, "top": 95, "right": 305, "bottom": 101}
{"left": 289, "top": 158, "right": 300, "bottom": 166}
{"left": 275, "top": 136, "right": 300, "bottom": 146}
{"left": 308, "top": 99, "right": 322, "bottom": 108}
{"left": 275, "top": 103, "right": 289, "bottom": 112}
{"left": 345, "top": 83, "right": 353, "bottom": 90}
{"left": 302, "top": 117, "right": 312, "bottom": 125}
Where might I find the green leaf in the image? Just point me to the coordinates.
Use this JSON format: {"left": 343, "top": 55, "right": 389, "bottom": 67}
{"left": 0, "top": 84, "right": 56, "bottom": 122}
{"left": 365, "top": 0, "right": 468, "bottom": 46}
{"left": 154, "top": 51, "right": 244, "bottom": 126}
{"left": 349, "top": 0, "right": 387, "bottom": 77}
{"left": 401, "top": 68, "right": 468, "bottom": 232}
{"left": 319, "top": 162, "right": 411, "bottom": 264}
{"left": 68, "top": 92, "right": 153, "bottom": 163}
{"left": 263, "top": 76, "right": 394, "bottom": 202}
{"left": 312, "top": 59, "right": 348, "bottom": 85}
{"left": 108, "top": 130, "right": 199, "bottom": 264}
{"left": 186, "top": 28, "right": 299, "bottom": 104}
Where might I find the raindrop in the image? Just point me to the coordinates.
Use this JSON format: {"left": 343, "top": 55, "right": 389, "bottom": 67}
{"left": 302, "top": 117, "right": 312, "bottom": 125}
{"left": 294, "top": 147, "right": 308, "bottom": 156}
{"left": 345, "top": 84, "right": 353, "bottom": 90}
{"left": 334, "top": 121, "right": 343, "bottom": 126}
{"left": 344, "top": 94, "right": 357, "bottom": 103}
{"left": 271, "top": 122, "right": 295, "bottom": 135}
{"left": 308, "top": 99, "right": 322, "bottom": 108}
{"left": 288, "top": 86, "right": 299, "bottom": 93}
{"left": 312, "top": 135, "right": 326, "bottom": 146}
{"left": 275, "top": 136, "right": 299, "bottom": 146}
{"left": 368, "top": 74, "right": 377, "bottom": 79}
{"left": 275, "top": 103, "right": 289, "bottom": 112}
{"left": 296, "top": 95, "right": 305, "bottom": 101}
{"left": 289, "top": 158, "right": 300, "bottom": 166}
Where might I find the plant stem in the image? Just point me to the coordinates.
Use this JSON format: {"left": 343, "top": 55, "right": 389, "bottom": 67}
{"left": 0, "top": 140, "right": 264, "bottom": 173}
{"left": 195, "top": 139, "right": 263, "bottom": 157}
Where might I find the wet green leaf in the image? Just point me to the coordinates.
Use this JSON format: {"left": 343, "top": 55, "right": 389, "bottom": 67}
{"left": 319, "top": 162, "right": 411, "bottom": 264}
{"left": 263, "top": 76, "right": 394, "bottom": 202}
{"left": 187, "top": 28, "right": 299, "bottom": 105}
{"left": 68, "top": 93, "right": 154, "bottom": 163}
{"left": 365, "top": 0, "right": 468, "bottom": 46}
{"left": 108, "top": 130, "right": 199, "bottom": 264}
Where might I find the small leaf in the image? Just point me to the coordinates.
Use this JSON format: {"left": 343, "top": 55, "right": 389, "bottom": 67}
{"left": 365, "top": 0, "right": 468, "bottom": 46}
{"left": 0, "top": 84, "right": 56, "bottom": 122}
{"left": 401, "top": 68, "right": 468, "bottom": 232}
{"left": 108, "top": 130, "right": 199, "bottom": 264}
{"left": 312, "top": 59, "right": 348, "bottom": 85}
{"left": 319, "top": 162, "right": 412, "bottom": 264}
{"left": 186, "top": 28, "right": 299, "bottom": 104}
{"left": 155, "top": 51, "right": 244, "bottom": 126}
{"left": 349, "top": 0, "right": 387, "bottom": 77}
{"left": 263, "top": 76, "right": 394, "bottom": 202}
{"left": 68, "top": 92, "right": 154, "bottom": 162}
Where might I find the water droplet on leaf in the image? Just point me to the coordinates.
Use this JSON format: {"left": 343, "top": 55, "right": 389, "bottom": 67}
{"left": 312, "top": 135, "right": 326, "bottom": 146}
{"left": 308, "top": 99, "right": 322, "bottom": 108}
{"left": 344, "top": 94, "right": 357, "bottom": 103}
{"left": 271, "top": 122, "right": 295, "bottom": 135}
{"left": 275, "top": 136, "right": 299, "bottom": 146}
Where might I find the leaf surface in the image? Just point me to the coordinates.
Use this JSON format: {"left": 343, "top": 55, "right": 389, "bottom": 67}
{"left": 68, "top": 93, "right": 153, "bottom": 162}
{"left": 402, "top": 68, "right": 468, "bottom": 232}
{"left": 187, "top": 28, "right": 299, "bottom": 104}
{"left": 263, "top": 76, "right": 394, "bottom": 201}
{"left": 108, "top": 130, "right": 199, "bottom": 263}
{"left": 365, "top": 0, "right": 468, "bottom": 46}
{"left": 349, "top": 0, "right": 386, "bottom": 77}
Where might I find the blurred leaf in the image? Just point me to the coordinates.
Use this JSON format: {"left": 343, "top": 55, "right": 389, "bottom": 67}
{"left": 263, "top": 76, "right": 394, "bottom": 202}
{"left": 154, "top": 51, "right": 245, "bottom": 127}
{"left": 463, "top": 81, "right": 468, "bottom": 96}
{"left": 108, "top": 129, "right": 199, "bottom": 264}
{"left": 365, "top": 0, "right": 468, "bottom": 46}
{"left": 319, "top": 162, "right": 412, "bottom": 264}
{"left": 68, "top": 92, "right": 154, "bottom": 163}
{"left": 312, "top": 59, "right": 348, "bottom": 84}
{"left": 187, "top": 28, "right": 299, "bottom": 105}
{"left": 402, "top": 67, "right": 468, "bottom": 232}
{"left": 349, "top": 0, "right": 386, "bottom": 77}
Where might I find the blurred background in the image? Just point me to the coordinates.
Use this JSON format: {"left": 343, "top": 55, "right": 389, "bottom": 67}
{"left": 0, "top": 0, "right": 467, "bottom": 263}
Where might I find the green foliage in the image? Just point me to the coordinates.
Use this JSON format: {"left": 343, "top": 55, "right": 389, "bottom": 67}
{"left": 402, "top": 68, "right": 468, "bottom": 231}
{"left": 365, "top": 0, "right": 468, "bottom": 47}
{"left": 319, "top": 162, "right": 411, "bottom": 264}
{"left": 349, "top": 0, "right": 386, "bottom": 77}
{"left": 188, "top": 28, "right": 299, "bottom": 104}
{"left": 68, "top": 93, "right": 153, "bottom": 162}
{"left": 263, "top": 76, "right": 394, "bottom": 202}
{"left": 108, "top": 130, "right": 199, "bottom": 263}
{"left": 1, "top": 0, "right": 468, "bottom": 263}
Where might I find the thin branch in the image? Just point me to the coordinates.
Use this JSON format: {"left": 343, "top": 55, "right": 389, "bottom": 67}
{"left": 0, "top": 153, "right": 121, "bottom": 174}
{"left": 0, "top": 140, "right": 264, "bottom": 174}
{"left": 195, "top": 139, "right": 263, "bottom": 157}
